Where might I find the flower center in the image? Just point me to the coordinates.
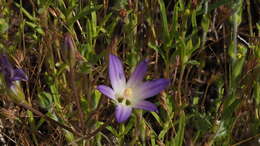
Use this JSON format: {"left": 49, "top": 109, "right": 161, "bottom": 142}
{"left": 123, "top": 88, "right": 133, "bottom": 98}
{"left": 116, "top": 88, "right": 133, "bottom": 106}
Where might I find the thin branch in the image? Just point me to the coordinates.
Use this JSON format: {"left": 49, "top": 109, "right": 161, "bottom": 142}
{"left": 68, "top": 115, "right": 114, "bottom": 145}
{"left": 17, "top": 102, "right": 83, "bottom": 137}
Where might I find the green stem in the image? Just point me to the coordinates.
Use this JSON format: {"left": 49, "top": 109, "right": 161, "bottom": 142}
{"left": 177, "top": 65, "right": 185, "bottom": 105}
{"left": 246, "top": 0, "right": 253, "bottom": 36}
{"left": 201, "top": 0, "right": 209, "bottom": 50}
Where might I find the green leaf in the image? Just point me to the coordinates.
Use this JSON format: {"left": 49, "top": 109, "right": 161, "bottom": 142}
{"left": 173, "top": 112, "right": 186, "bottom": 146}
{"left": 64, "top": 130, "right": 75, "bottom": 143}
{"left": 68, "top": 5, "right": 102, "bottom": 27}
{"left": 151, "top": 112, "right": 162, "bottom": 126}
{"left": 38, "top": 91, "right": 53, "bottom": 109}
{"left": 25, "top": 21, "right": 45, "bottom": 35}
{"left": 223, "top": 98, "right": 240, "bottom": 125}
{"left": 158, "top": 0, "right": 170, "bottom": 41}
{"left": 197, "top": 0, "right": 232, "bottom": 16}
{"left": 255, "top": 80, "right": 260, "bottom": 106}
{"left": 15, "top": 3, "right": 38, "bottom": 22}
{"left": 171, "top": 3, "right": 179, "bottom": 35}
{"left": 201, "top": 14, "right": 210, "bottom": 32}
{"left": 106, "top": 126, "right": 118, "bottom": 137}
{"left": 158, "top": 121, "right": 170, "bottom": 140}
{"left": 148, "top": 42, "right": 167, "bottom": 64}
{"left": 93, "top": 89, "right": 101, "bottom": 109}
{"left": 0, "top": 18, "right": 9, "bottom": 34}
{"left": 191, "top": 10, "right": 197, "bottom": 28}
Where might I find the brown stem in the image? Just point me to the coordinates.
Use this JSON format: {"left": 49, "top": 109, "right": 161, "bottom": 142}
{"left": 17, "top": 102, "right": 83, "bottom": 137}
{"left": 177, "top": 65, "right": 185, "bottom": 105}
{"left": 68, "top": 115, "right": 114, "bottom": 145}
{"left": 69, "top": 68, "right": 85, "bottom": 131}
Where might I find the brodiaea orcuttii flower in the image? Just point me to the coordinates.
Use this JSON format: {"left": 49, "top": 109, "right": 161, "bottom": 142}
{"left": 97, "top": 54, "right": 169, "bottom": 123}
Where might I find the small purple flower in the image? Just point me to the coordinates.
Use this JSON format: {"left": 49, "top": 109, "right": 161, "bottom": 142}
{"left": 97, "top": 54, "right": 169, "bottom": 123}
{"left": 0, "top": 54, "right": 28, "bottom": 88}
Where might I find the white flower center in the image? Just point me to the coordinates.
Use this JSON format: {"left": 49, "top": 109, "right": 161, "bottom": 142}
{"left": 116, "top": 88, "right": 133, "bottom": 106}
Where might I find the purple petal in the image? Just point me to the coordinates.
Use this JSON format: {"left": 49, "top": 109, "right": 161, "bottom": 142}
{"left": 138, "top": 79, "right": 170, "bottom": 99}
{"left": 97, "top": 85, "right": 115, "bottom": 100}
{"left": 0, "top": 54, "right": 13, "bottom": 69}
{"left": 0, "top": 54, "right": 28, "bottom": 88}
{"left": 133, "top": 100, "right": 158, "bottom": 112}
{"left": 0, "top": 54, "right": 14, "bottom": 76}
{"left": 12, "top": 69, "right": 28, "bottom": 81}
{"left": 109, "top": 54, "right": 126, "bottom": 93}
{"left": 4, "top": 77, "right": 13, "bottom": 88}
{"left": 127, "top": 60, "right": 148, "bottom": 87}
{"left": 115, "top": 104, "right": 132, "bottom": 123}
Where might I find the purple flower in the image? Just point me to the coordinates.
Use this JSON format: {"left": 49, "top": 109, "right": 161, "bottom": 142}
{"left": 0, "top": 54, "right": 28, "bottom": 88}
{"left": 97, "top": 54, "right": 169, "bottom": 123}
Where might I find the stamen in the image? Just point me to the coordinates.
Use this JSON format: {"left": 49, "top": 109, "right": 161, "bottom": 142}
{"left": 124, "top": 88, "right": 133, "bottom": 98}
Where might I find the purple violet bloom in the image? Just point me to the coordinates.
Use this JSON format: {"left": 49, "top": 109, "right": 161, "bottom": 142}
{"left": 0, "top": 54, "right": 28, "bottom": 89}
{"left": 97, "top": 54, "right": 169, "bottom": 123}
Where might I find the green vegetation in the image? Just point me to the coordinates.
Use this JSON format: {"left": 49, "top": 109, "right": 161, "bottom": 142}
{"left": 0, "top": 0, "right": 259, "bottom": 145}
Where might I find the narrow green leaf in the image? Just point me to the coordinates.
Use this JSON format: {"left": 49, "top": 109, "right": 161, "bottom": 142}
{"left": 197, "top": 0, "right": 232, "bottom": 15}
{"left": 173, "top": 112, "right": 186, "bottom": 146}
{"left": 158, "top": 0, "right": 170, "bottom": 41}
{"left": 15, "top": 3, "right": 38, "bottom": 22}
{"left": 68, "top": 5, "right": 102, "bottom": 27}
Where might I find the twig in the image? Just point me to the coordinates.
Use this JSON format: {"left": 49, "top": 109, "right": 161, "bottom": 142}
{"left": 177, "top": 65, "right": 185, "bottom": 105}
{"left": 69, "top": 68, "right": 85, "bottom": 131}
{"left": 0, "top": 131, "right": 16, "bottom": 144}
{"left": 17, "top": 102, "right": 83, "bottom": 137}
{"left": 68, "top": 115, "right": 114, "bottom": 145}
{"left": 231, "top": 133, "right": 260, "bottom": 146}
